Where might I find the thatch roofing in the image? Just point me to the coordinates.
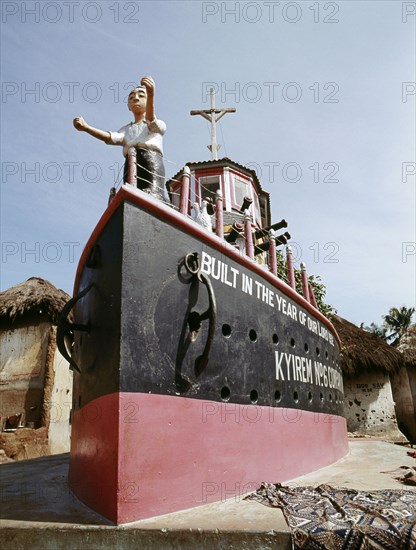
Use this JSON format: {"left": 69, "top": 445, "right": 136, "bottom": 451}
{"left": 0, "top": 277, "right": 70, "bottom": 326}
{"left": 329, "top": 315, "right": 404, "bottom": 377}
{"left": 397, "top": 324, "right": 416, "bottom": 368}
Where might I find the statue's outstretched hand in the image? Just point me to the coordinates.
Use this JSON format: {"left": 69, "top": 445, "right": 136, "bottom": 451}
{"left": 140, "top": 76, "right": 155, "bottom": 95}
{"left": 73, "top": 116, "right": 88, "bottom": 131}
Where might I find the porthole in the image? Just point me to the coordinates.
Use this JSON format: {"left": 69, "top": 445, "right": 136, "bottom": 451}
{"left": 275, "top": 390, "right": 281, "bottom": 402}
{"left": 308, "top": 391, "right": 313, "bottom": 402}
{"left": 272, "top": 333, "right": 279, "bottom": 345}
{"left": 293, "top": 391, "right": 299, "bottom": 402}
{"left": 250, "top": 389, "right": 258, "bottom": 404}
{"left": 304, "top": 343, "right": 309, "bottom": 353}
{"left": 249, "top": 329, "right": 257, "bottom": 342}
{"left": 316, "top": 347, "right": 320, "bottom": 356}
{"left": 221, "top": 386, "right": 231, "bottom": 401}
{"left": 290, "top": 338, "right": 295, "bottom": 347}
{"left": 320, "top": 392, "right": 324, "bottom": 402}
{"left": 222, "top": 324, "right": 232, "bottom": 338}
{"left": 329, "top": 394, "right": 332, "bottom": 402}
{"left": 325, "top": 351, "right": 329, "bottom": 359}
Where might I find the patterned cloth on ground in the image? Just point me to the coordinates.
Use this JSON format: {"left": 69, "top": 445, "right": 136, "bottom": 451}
{"left": 245, "top": 483, "right": 416, "bottom": 549}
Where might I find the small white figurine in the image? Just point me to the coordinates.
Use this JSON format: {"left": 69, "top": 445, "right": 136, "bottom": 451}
{"left": 192, "top": 200, "right": 213, "bottom": 232}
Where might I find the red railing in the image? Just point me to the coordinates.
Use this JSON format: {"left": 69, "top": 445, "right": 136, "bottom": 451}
{"left": 125, "top": 150, "right": 318, "bottom": 309}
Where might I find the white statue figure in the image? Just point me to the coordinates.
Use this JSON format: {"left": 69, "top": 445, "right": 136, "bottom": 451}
{"left": 73, "top": 76, "right": 166, "bottom": 199}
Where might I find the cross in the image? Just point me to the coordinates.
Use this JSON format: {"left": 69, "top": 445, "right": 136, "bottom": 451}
{"left": 190, "top": 88, "right": 236, "bottom": 160}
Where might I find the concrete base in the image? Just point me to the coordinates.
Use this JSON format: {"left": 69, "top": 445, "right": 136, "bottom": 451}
{"left": 1, "top": 440, "right": 415, "bottom": 550}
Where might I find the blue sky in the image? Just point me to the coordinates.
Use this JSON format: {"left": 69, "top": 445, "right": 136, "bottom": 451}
{"left": 1, "top": 0, "right": 415, "bottom": 327}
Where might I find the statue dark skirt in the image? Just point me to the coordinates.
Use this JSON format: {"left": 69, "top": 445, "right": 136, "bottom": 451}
{"left": 123, "top": 148, "right": 166, "bottom": 200}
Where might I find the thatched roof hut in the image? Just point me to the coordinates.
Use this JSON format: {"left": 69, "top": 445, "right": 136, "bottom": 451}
{"left": 0, "top": 277, "right": 70, "bottom": 327}
{"left": 397, "top": 324, "right": 416, "bottom": 368}
{"left": 329, "top": 315, "right": 404, "bottom": 377}
{"left": 0, "top": 277, "right": 73, "bottom": 457}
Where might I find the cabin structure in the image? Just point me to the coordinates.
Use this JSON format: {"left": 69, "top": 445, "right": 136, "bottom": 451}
{"left": 167, "top": 158, "right": 271, "bottom": 231}
{"left": 330, "top": 315, "right": 406, "bottom": 441}
{"left": 391, "top": 324, "right": 416, "bottom": 443}
{"left": 165, "top": 90, "right": 308, "bottom": 298}
{"left": 0, "top": 277, "right": 72, "bottom": 459}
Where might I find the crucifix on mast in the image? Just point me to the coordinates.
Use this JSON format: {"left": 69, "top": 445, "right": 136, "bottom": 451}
{"left": 190, "top": 88, "right": 236, "bottom": 160}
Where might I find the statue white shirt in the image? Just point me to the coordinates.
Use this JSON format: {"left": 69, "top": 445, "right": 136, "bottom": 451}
{"left": 109, "top": 118, "right": 166, "bottom": 157}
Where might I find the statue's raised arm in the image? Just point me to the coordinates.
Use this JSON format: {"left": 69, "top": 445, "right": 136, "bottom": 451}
{"left": 140, "top": 76, "right": 156, "bottom": 123}
{"left": 73, "top": 76, "right": 166, "bottom": 200}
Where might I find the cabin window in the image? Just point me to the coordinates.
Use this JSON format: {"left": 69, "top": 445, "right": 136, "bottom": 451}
{"left": 233, "top": 177, "right": 248, "bottom": 209}
{"left": 252, "top": 191, "right": 261, "bottom": 225}
{"left": 259, "top": 194, "right": 270, "bottom": 227}
{"left": 170, "top": 184, "right": 181, "bottom": 209}
{"left": 199, "top": 176, "right": 220, "bottom": 202}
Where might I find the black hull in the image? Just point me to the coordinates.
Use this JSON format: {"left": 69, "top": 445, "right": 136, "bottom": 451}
{"left": 66, "top": 185, "right": 347, "bottom": 524}
{"left": 71, "top": 186, "right": 343, "bottom": 417}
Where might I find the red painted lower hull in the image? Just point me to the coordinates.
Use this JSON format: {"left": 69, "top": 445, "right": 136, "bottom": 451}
{"left": 69, "top": 392, "right": 348, "bottom": 524}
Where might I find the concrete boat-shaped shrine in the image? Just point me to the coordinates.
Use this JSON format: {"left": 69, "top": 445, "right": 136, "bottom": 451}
{"left": 62, "top": 181, "right": 348, "bottom": 524}
{"left": 61, "top": 85, "right": 348, "bottom": 523}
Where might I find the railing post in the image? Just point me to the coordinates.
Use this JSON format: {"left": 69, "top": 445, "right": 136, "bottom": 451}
{"left": 180, "top": 165, "right": 191, "bottom": 215}
{"left": 286, "top": 245, "right": 296, "bottom": 290}
{"left": 244, "top": 212, "right": 254, "bottom": 260}
{"left": 127, "top": 147, "right": 137, "bottom": 185}
{"left": 300, "top": 262, "right": 310, "bottom": 303}
{"left": 215, "top": 189, "right": 224, "bottom": 239}
{"left": 108, "top": 187, "right": 116, "bottom": 206}
{"left": 308, "top": 282, "right": 319, "bottom": 309}
{"left": 268, "top": 230, "right": 277, "bottom": 276}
